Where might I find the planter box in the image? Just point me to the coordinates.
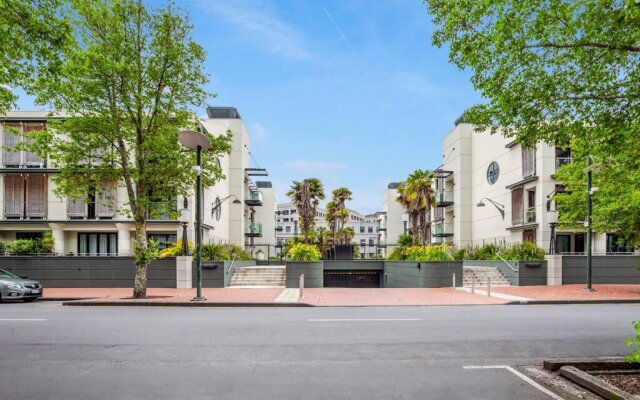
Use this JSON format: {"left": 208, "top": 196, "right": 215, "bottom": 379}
{"left": 285, "top": 261, "right": 323, "bottom": 288}
{"left": 463, "top": 260, "right": 546, "bottom": 286}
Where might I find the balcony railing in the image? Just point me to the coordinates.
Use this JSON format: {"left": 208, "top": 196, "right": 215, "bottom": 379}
{"left": 555, "top": 157, "right": 573, "bottom": 171}
{"left": 245, "top": 188, "right": 263, "bottom": 206}
{"left": 431, "top": 223, "right": 454, "bottom": 237}
{"left": 245, "top": 222, "right": 263, "bottom": 237}
{"left": 526, "top": 207, "right": 536, "bottom": 224}
{"left": 435, "top": 191, "right": 454, "bottom": 207}
{"left": 378, "top": 222, "right": 387, "bottom": 231}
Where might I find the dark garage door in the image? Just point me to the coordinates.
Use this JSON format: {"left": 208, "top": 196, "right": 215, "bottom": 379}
{"left": 323, "top": 270, "right": 381, "bottom": 288}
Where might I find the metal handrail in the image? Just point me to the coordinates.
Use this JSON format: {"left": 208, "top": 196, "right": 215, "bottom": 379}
{"left": 226, "top": 253, "right": 239, "bottom": 276}
{"left": 495, "top": 253, "right": 518, "bottom": 272}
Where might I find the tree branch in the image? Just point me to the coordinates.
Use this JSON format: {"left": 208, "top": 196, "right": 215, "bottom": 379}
{"left": 525, "top": 41, "right": 640, "bottom": 52}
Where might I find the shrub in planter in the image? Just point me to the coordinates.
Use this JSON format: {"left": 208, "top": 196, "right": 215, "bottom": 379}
{"left": 0, "top": 241, "right": 6, "bottom": 255}
{"left": 8, "top": 239, "right": 37, "bottom": 255}
{"left": 403, "top": 244, "right": 453, "bottom": 261}
{"left": 36, "top": 230, "right": 55, "bottom": 254}
{"left": 228, "top": 244, "right": 252, "bottom": 261}
{"left": 159, "top": 240, "right": 193, "bottom": 258}
{"left": 626, "top": 321, "right": 640, "bottom": 362}
{"left": 497, "top": 242, "right": 545, "bottom": 261}
{"left": 287, "top": 243, "right": 321, "bottom": 261}
{"left": 200, "top": 243, "right": 230, "bottom": 261}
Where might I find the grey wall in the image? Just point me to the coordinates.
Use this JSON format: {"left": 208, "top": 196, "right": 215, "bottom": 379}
{"left": 464, "top": 260, "right": 546, "bottom": 286}
{"left": 323, "top": 261, "right": 384, "bottom": 271}
{"left": 563, "top": 255, "right": 640, "bottom": 284}
{"left": 285, "top": 262, "right": 323, "bottom": 288}
{"left": 1, "top": 256, "right": 176, "bottom": 288}
{"left": 195, "top": 261, "right": 256, "bottom": 288}
{"left": 383, "top": 261, "right": 462, "bottom": 288}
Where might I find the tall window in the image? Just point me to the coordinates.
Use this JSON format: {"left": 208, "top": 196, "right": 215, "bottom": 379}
{"left": 522, "top": 146, "right": 536, "bottom": 178}
{"left": 2, "top": 122, "right": 46, "bottom": 167}
{"left": 3, "top": 174, "right": 47, "bottom": 219}
{"left": 511, "top": 187, "right": 524, "bottom": 225}
{"left": 67, "top": 180, "right": 116, "bottom": 219}
{"left": 148, "top": 233, "right": 177, "bottom": 250}
{"left": 78, "top": 233, "right": 118, "bottom": 255}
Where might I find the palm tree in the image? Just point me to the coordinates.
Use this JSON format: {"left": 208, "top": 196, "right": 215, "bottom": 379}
{"left": 396, "top": 170, "right": 435, "bottom": 245}
{"left": 324, "top": 201, "right": 338, "bottom": 239}
{"left": 287, "top": 178, "right": 325, "bottom": 244}
{"left": 330, "top": 187, "right": 352, "bottom": 244}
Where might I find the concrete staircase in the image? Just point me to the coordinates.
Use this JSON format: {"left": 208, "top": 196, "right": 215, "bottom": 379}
{"left": 229, "top": 266, "right": 286, "bottom": 288}
{"left": 463, "top": 266, "right": 511, "bottom": 287}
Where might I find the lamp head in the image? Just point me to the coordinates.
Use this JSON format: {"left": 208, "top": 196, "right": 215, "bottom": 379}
{"left": 232, "top": 198, "right": 242, "bottom": 204}
{"left": 476, "top": 200, "right": 486, "bottom": 207}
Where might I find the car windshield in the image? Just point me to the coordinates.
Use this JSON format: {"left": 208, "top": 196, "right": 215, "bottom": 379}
{"left": 0, "top": 269, "right": 19, "bottom": 279}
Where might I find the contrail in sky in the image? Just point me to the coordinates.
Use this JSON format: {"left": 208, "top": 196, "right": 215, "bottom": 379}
{"left": 322, "top": 7, "right": 353, "bottom": 50}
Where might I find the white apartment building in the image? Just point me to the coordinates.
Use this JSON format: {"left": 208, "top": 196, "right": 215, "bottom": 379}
{"left": 275, "top": 203, "right": 384, "bottom": 258}
{"left": 380, "top": 182, "right": 408, "bottom": 246}
{"left": 429, "top": 116, "right": 626, "bottom": 254}
{"left": 0, "top": 107, "right": 268, "bottom": 255}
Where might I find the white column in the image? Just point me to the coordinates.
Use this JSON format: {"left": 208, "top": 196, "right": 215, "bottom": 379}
{"left": 115, "top": 223, "right": 131, "bottom": 256}
{"left": 176, "top": 256, "right": 193, "bottom": 289}
{"left": 546, "top": 254, "right": 563, "bottom": 286}
{"left": 48, "top": 223, "right": 65, "bottom": 255}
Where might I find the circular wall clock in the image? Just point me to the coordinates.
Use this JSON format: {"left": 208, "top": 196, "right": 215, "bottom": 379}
{"left": 487, "top": 162, "right": 500, "bottom": 185}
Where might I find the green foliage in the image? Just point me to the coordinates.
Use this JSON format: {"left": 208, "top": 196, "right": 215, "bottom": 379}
{"left": 228, "top": 244, "right": 252, "bottom": 261}
{"left": 7, "top": 240, "right": 37, "bottom": 255}
{"left": 396, "top": 170, "right": 434, "bottom": 245}
{"left": 0, "top": 0, "right": 71, "bottom": 113}
{"left": 403, "top": 245, "right": 453, "bottom": 261}
{"left": 397, "top": 234, "right": 415, "bottom": 247}
{"left": 499, "top": 242, "right": 546, "bottom": 261}
{"left": 626, "top": 321, "right": 640, "bottom": 362}
{"left": 158, "top": 240, "right": 191, "bottom": 259}
{"left": 134, "top": 238, "right": 159, "bottom": 265}
{"left": 0, "top": 241, "right": 5, "bottom": 255}
{"left": 200, "top": 243, "right": 230, "bottom": 261}
{"left": 283, "top": 237, "right": 305, "bottom": 257}
{"left": 287, "top": 243, "right": 321, "bottom": 262}
{"left": 38, "top": 230, "right": 55, "bottom": 253}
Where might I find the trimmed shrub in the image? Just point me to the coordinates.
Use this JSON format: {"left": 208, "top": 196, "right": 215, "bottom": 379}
{"left": 159, "top": 240, "right": 193, "bottom": 258}
{"left": 228, "top": 244, "right": 252, "bottom": 261}
{"left": 402, "top": 244, "right": 453, "bottom": 261}
{"left": 37, "top": 230, "right": 55, "bottom": 254}
{"left": 498, "top": 242, "right": 545, "bottom": 261}
{"left": 287, "top": 243, "right": 321, "bottom": 261}
{"left": 0, "top": 241, "right": 6, "bottom": 255}
{"left": 397, "top": 234, "right": 414, "bottom": 247}
{"left": 201, "top": 243, "right": 230, "bottom": 261}
{"left": 8, "top": 239, "right": 37, "bottom": 255}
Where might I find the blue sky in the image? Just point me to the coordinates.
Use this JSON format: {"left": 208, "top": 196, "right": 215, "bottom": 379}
{"left": 16, "top": 0, "right": 483, "bottom": 213}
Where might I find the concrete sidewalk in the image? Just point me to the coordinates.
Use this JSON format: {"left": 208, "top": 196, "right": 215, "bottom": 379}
{"left": 38, "top": 284, "right": 640, "bottom": 307}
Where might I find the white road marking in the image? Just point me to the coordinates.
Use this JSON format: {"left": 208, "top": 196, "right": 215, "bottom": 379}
{"left": 463, "top": 365, "right": 564, "bottom": 400}
{"left": 308, "top": 318, "right": 422, "bottom": 322}
{"left": 0, "top": 319, "right": 47, "bottom": 322}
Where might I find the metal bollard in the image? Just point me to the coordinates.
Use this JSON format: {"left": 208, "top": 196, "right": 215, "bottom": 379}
{"left": 471, "top": 278, "right": 475, "bottom": 294}
{"left": 299, "top": 274, "right": 304, "bottom": 298}
{"left": 487, "top": 278, "right": 491, "bottom": 297}
{"left": 452, "top": 273, "right": 456, "bottom": 288}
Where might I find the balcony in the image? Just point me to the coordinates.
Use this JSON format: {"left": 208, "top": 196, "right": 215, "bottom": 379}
{"left": 431, "top": 223, "right": 454, "bottom": 238}
{"left": 245, "top": 188, "right": 263, "bottom": 206}
{"left": 555, "top": 157, "right": 573, "bottom": 171}
{"left": 245, "top": 222, "right": 263, "bottom": 237}
{"left": 526, "top": 207, "right": 536, "bottom": 224}
{"left": 435, "top": 191, "right": 454, "bottom": 207}
{"left": 378, "top": 222, "right": 387, "bottom": 231}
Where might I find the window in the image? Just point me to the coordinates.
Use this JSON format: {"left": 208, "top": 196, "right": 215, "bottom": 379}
{"left": 523, "top": 229, "right": 536, "bottom": 243}
{"left": 285, "top": 226, "right": 291, "bottom": 233}
{"left": 283, "top": 210, "right": 289, "bottom": 215}
{"left": 78, "top": 233, "right": 118, "bottom": 255}
{"left": 3, "top": 174, "right": 47, "bottom": 219}
{"left": 511, "top": 187, "right": 524, "bottom": 225}
{"left": 556, "top": 234, "right": 571, "bottom": 253}
{"left": 607, "top": 234, "right": 634, "bottom": 253}
{"left": 575, "top": 234, "right": 585, "bottom": 253}
{"left": 360, "top": 239, "right": 366, "bottom": 246}
{"left": 522, "top": 146, "right": 536, "bottom": 178}
{"left": 368, "top": 238, "right": 375, "bottom": 246}
{"left": 368, "top": 226, "right": 373, "bottom": 233}
{"left": 148, "top": 233, "right": 177, "bottom": 250}
{"left": 2, "top": 122, "right": 46, "bottom": 167}
{"left": 16, "top": 232, "right": 43, "bottom": 240}
{"left": 360, "top": 226, "right": 365, "bottom": 233}
{"left": 526, "top": 189, "right": 536, "bottom": 223}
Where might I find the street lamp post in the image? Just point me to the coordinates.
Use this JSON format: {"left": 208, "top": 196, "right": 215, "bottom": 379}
{"left": 476, "top": 198, "right": 505, "bottom": 219}
{"left": 179, "top": 130, "right": 211, "bottom": 302}
{"left": 585, "top": 155, "right": 595, "bottom": 292}
{"left": 547, "top": 209, "right": 558, "bottom": 255}
{"left": 179, "top": 197, "right": 190, "bottom": 256}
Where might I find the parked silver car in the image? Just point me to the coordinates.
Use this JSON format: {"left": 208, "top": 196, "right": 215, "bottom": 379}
{"left": 0, "top": 269, "right": 43, "bottom": 302}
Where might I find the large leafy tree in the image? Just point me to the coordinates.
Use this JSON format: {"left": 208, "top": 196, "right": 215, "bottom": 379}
{"left": 396, "top": 170, "right": 434, "bottom": 245}
{"left": 425, "top": 0, "right": 640, "bottom": 243}
{"left": 31, "top": 0, "right": 232, "bottom": 298}
{"left": 0, "top": 0, "right": 70, "bottom": 113}
{"left": 287, "top": 178, "right": 325, "bottom": 244}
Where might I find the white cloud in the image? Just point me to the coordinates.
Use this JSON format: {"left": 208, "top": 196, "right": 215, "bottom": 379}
{"left": 196, "top": 0, "right": 310, "bottom": 60}
{"left": 249, "top": 122, "right": 269, "bottom": 139}
{"left": 284, "top": 159, "right": 348, "bottom": 173}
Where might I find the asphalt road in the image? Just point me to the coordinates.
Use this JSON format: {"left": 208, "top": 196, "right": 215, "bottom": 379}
{"left": 1, "top": 303, "right": 638, "bottom": 400}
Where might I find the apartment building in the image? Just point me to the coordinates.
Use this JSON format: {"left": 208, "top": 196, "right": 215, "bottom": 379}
{"left": 429, "top": 116, "right": 625, "bottom": 254}
{"left": 275, "top": 203, "right": 384, "bottom": 258}
{"left": 380, "top": 182, "right": 408, "bottom": 246}
{"left": 0, "top": 107, "right": 268, "bottom": 255}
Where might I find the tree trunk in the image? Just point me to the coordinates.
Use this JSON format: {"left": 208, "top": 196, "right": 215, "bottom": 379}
{"left": 132, "top": 219, "right": 148, "bottom": 299}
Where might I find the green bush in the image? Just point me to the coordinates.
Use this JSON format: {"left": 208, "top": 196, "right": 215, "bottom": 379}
{"left": 0, "top": 241, "right": 6, "bottom": 255}
{"left": 228, "top": 244, "right": 252, "bottom": 261}
{"left": 200, "top": 243, "right": 230, "bottom": 261}
{"left": 498, "top": 242, "right": 545, "bottom": 261}
{"left": 8, "top": 239, "right": 37, "bottom": 255}
{"left": 37, "top": 230, "right": 55, "bottom": 254}
{"left": 287, "top": 243, "right": 321, "bottom": 261}
{"left": 158, "top": 240, "right": 193, "bottom": 258}
{"left": 402, "top": 244, "right": 453, "bottom": 261}
{"left": 626, "top": 321, "right": 640, "bottom": 362}
{"left": 397, "top": 234, "right": 414, "bottom": 247}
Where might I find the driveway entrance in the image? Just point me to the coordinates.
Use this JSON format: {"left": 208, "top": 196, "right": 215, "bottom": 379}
{"left": 323, "top": 270, "right": 381, "bottom": 288}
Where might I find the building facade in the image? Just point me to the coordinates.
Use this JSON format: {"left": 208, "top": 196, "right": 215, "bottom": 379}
{"left": 0, "top": 107, "right": 268, "bottom": 255}
{"left": 429, "top": 118, "right": 622, "bottom": 254}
